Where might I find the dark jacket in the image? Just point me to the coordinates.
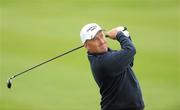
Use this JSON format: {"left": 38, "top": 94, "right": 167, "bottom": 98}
{"left": 88, "top": 32, "right": 144, "bottom": 110}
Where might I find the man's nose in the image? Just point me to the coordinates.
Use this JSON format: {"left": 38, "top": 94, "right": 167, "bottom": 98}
{"left": 98, "top": 37, "right": 105, "bottom": 44}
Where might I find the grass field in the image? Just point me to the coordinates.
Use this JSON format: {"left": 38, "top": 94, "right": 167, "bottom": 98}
{"left": 0, "top": 0, "right": 179, "bottom": 110}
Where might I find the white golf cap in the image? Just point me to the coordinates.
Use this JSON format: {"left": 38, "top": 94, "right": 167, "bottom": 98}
{"left": 80, "top": 23, "right": 102, "bottom": 44}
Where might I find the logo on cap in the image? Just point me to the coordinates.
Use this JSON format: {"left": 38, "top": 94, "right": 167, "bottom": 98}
{"left": 86, "top": 26, "right": 97, "bottom": 32}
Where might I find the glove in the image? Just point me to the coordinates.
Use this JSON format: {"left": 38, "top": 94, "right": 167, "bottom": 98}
{"left": 106, "top": 26, "right": 130, "bottom": 39}
{"left": 116, "top": 26, "right": 130, "bottom": 37}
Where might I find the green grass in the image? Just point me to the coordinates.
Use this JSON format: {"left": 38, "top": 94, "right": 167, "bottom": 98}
{"left": 0, "top": 0, "right": 179, "bottom": 110}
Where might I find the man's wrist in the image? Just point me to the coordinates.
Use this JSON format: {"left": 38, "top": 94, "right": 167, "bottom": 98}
{"left": 116, "top": 31, "right": 124, "bottom": 40}
{"left": 116, "top": 31, "right": 132, "bottom": 43}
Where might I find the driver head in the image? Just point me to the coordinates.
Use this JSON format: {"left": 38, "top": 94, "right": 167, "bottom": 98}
{"left": 7, "top": 78, "right": 12, "bottom": 89}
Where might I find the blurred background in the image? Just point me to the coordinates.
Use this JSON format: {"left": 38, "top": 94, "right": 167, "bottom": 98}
{"left": 0, "top": 0, "right": 179, "bottom": 110}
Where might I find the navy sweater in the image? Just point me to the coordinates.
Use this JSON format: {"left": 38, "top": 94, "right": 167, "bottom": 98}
{"left": 88, "top": 32, "right": 144, "bottom": 110}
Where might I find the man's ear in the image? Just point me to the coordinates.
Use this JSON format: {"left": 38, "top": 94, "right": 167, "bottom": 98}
{"left": 84, "top": 42, "right": 90, "bottom": 50}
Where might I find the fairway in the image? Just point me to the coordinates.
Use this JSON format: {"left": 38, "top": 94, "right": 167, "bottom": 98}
{"left": 0, "top": 0, "right": 179, "bottom": 110}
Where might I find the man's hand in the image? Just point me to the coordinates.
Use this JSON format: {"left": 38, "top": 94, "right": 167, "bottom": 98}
{"left": 106, "top": 26, "right": 129, "bottom": 40}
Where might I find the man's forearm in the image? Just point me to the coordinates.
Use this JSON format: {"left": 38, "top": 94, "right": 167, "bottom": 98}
{"left": 116, "top": 31, "right": 136, "bottom": 54}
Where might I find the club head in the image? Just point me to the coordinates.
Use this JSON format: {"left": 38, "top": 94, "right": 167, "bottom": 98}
{"left": 7, "top": 78, "right": 12, "bottom": 89}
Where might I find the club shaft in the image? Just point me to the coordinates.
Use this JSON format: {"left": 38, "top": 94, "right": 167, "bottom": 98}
{"left": 12, "top": 45, "right": 84, "bottom": 79}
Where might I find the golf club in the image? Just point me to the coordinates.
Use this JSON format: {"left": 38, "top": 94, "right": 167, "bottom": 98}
{"left": 6, "top": 27, "right": 127, "bottom": 89}
{"left": 7, "top": 45, "right": 84, "bottom": 89}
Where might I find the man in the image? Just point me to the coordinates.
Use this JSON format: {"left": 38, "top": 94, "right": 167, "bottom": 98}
{"left": 80, "top": 23, "right": 145, "bottom": 110}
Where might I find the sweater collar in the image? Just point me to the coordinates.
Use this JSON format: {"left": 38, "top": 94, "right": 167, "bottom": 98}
{"left": 87, "top": 48, "right": 112, "bottom": 56}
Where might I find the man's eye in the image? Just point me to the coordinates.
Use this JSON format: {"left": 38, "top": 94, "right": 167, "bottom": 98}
{"left": 100, "top": 35, "right": 104, "bottom": 38}
{"left": 92, "top": 38, "right": 96, "bottom": 41}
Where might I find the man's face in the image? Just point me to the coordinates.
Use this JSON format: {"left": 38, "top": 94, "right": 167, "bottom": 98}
{"left": 84, "top": 30, "right": 108, "bottom": 53}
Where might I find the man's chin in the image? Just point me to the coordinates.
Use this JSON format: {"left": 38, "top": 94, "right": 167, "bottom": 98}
{"left": 104, "top": 47, "right": 108, "bottom": 52}
{"left": 100, "top": 47, "right": 108, "bottom": 53}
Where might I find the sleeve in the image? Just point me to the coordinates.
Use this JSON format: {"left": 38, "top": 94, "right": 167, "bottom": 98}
{"left": 128, "top": 36, "right": 134, "bottom": 67}
{"left": 101, "top": 32, "right": 136, "bottom": 75}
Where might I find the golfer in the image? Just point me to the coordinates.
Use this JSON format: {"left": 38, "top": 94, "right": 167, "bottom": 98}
{"left": 80, "top": 23, "right": 145, "bottom": 110}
